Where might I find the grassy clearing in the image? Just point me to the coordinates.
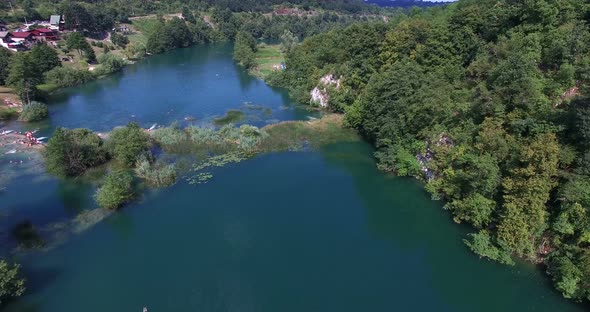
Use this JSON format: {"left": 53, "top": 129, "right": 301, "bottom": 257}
{"left": 251, "top": 44, "right": 285, "bottom": 79}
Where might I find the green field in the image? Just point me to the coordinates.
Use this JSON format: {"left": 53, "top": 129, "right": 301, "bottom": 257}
{"left": 252, "top": 44, "right": 285, "bottom": 79}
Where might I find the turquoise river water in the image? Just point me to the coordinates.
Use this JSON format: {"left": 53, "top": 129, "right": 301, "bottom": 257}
{"left": 0, "top": 43, "right": 586, "bottom": 312}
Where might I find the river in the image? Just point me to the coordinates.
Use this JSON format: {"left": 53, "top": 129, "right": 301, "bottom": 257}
{"left": 0, "top": 43, "right": 585, "bottom": 312}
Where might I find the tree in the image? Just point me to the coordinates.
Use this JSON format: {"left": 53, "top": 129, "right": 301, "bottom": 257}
{"left": 66, "top": 32, "right": 96, "bottom": 62}
{"left": 107, "top": 123, "right": 151, "bottom": 167}
{"left": 43, "top": 128, "right": 109, "bottom": 177}
{"left": 280, "top": 29, "right": 299, "bottom": 53}
{"left": 110, "top": 32, "right": 129, "bottom": 48}
{"left": 94, "top": 171, "right": 134, "bottom": 209}
{"left": 0, "top": 260, "right": 25, "bottom": 305}
{"left": 233, "top": 31, "right": 257, "bottom": 69}
{"left": 30, "top": 44, "right": 60, "bottom": 74}
{"left": 182, "top": 6, "right": 196, "bottom": 24}
{"left": 0, "top": 48, "right": 12, "bottom": 85}
{"left": 6, "top": 53, "right": 42, "bottom": 103}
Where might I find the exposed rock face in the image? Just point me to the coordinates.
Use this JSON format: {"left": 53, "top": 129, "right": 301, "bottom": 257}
{"left": 310, "top": 74, "right": 342, "bottom": 108}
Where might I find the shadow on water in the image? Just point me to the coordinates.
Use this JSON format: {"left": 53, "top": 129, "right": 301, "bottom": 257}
{"left": 318, "top": 141, "right": 586, "bottom": 312}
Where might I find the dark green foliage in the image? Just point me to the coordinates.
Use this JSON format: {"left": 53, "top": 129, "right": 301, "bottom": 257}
{"left": 0, "top": 260, "right": 25, "bottom": 305}
{"left": 110, "top": 33, "right": 129, "bottom": 48}
{"left": 66, "top": 32, "right": 96, "bottom": 62}
{"left": 94, "top": 171, "right": 134, "bottom": 209}
{"left": 146, "top": 18, "right": 193, "bottom": 54}
{"left": 43, "top": 128, "right": 109, "bottom": 177}
{"left": 30, "top": 44, "right": 60, "bottom": 74}
{"left": 107, "top": 123, "right": 151, "bottom": 167}
{"left": 233, "top": 31, "right": 257, "bottom": 69}
{"left": 18, "top": 101, "right": 48, "bottom": 122}
{"left": 0, "top": 48, "right": 13, "bottom": 85}
{"left": 6, "top": 53, "right": 42, "bottom": 103}
{"left": 276, "top": 0, "right": 590, "bottom": 301}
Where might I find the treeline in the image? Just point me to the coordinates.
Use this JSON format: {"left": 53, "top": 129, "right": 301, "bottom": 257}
{"left": 0, "top": 38, "right": 126, "bottom": 110}
{"left": 273, "top": 0, "right": 590, "bottom": 302}
{"left": 1, "top": 0, "right": 378, "bottom": 24}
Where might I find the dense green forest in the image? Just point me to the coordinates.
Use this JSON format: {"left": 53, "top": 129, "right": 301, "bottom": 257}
{"left": 272, "top": 0, "right": 590, "bottom": 302}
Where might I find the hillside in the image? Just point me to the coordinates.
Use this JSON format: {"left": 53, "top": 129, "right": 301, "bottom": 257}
{"left": 272, "top": 0, "right": 590, "bottom": 302}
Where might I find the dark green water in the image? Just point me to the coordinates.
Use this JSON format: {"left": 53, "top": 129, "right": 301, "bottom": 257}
{"left": 0, "top": 44, "right": 585, "bottom": 311}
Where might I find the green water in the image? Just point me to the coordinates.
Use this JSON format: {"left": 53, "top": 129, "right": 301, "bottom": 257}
{"left": 0, "top": 44, "right": 585, "bottom": 311}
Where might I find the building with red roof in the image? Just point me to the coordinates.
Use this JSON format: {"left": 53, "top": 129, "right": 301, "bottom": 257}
{"left": 30, "top": 28, "right": 59, "bottom": 41}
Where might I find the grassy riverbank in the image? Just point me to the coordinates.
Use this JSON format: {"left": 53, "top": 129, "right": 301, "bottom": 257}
{"left": 251, "top": 44, "right": 285, "bottom": 79}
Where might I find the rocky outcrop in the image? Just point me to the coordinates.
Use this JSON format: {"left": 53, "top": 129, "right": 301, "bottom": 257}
{"left": 310, "top": 74, "right": 342, "bottom": 108}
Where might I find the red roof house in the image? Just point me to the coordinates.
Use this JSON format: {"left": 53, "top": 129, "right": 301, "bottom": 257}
{"left": 30, "top": 28, "right": 59, "bottom": 41}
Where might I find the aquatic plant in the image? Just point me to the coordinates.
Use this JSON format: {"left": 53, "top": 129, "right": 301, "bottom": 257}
{"left": 135, "top": 154, "right": 177, "bottom": 187}
{"left": 94, "top": 171, "right": 135, "bottom": 209}
{"left": 213, "top": 110, "right": 245, "bottom": 125}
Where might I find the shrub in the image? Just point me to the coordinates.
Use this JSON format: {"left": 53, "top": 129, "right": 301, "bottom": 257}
{"left": 44, "top": 66, "right": 95, "bottom": 88}
{"left": 43, "top": 128, "right": 109, "bottom": 177}
{"left": 111, "top": 33, "right": 129, "bottom": 48}
{"left": 18, "top": 101, "right": 48, "bottom": 122}
{"left": 107, "top": 123, "right": 151, "bottom": 167}
{"left": 95, "top": 53, "right": 126, "bottom": 76}
{"left": 0, "top": 260, "right": 25, "bottom": 305}
{"left": 94, "top": 171, "right": 134, "bottom": 209}
{"left": 152, "top": 126, "right": 187, "bottom": 147}
{"left": 135, "top": 154, "right": 176, "bottom": 187}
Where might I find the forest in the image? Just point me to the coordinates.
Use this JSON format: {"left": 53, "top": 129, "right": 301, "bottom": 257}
{"left": 271, "top": 0, "right": 590, "bottom": 302}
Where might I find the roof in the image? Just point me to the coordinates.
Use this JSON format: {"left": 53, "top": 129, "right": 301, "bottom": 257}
{"left": 10, "top": 32, "right": 32, "bottom": 38}
{"left": 0, "top": 31, "right": 8, "bottom": 38}
{"left": 50, "top": 15, "right": 62, "bottom": 25}
{"left": 32, "top": 28, "right": 53, "bottom": 33}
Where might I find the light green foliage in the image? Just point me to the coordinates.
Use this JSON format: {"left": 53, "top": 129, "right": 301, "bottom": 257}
{"left": 107, "top": 123, "right": 151, "bottom": 167}
{"left": 18, "top": 101, "right": 48, "bottom": 122}
{"left": 135, "top": 154, "right": 176, "bottom": 187}
{"left": 464, "top": 231, "right": 514, "bottom": 265}
{"left": 0, "top": 260, "right": 25, "bottom": 305}
{"left": 94, "top": 171, "right": 134, "bottom": 209}
{"left": 375, "top": 146, "right": 421, "bottom": 176}
{"left": 95, "top": 54, "right": 127, "bottom": 76}
{"left": 44, "top": 66, "right": 95, "bottom": 88}
{"left": 43, "top": 128, "right": 109, "bottom": 177}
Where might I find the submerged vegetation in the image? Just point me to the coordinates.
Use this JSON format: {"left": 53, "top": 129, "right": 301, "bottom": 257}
{"left": 212, "top": 110, "right": 245, "bottom": 125}
{"left": 94, "top": 171, "right": 135, "bottom": 209}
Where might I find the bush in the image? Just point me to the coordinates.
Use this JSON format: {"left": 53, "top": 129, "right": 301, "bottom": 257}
{"left": 107, "top": 123, "right": 151, "bottom": 167}
{"left": 94, "top": 171, "right": 134, "bottom": 209}
{"left": 111, "top": 32, "right": 129, "bottom": 47}
{"left": 95, "top": 53, "right": 126, "bottom": 76}
{"left": 18, "top": 101, "right": 48, "bottom": 122}
{"left": 0, "top": 260, "right": 25, "bottom": 305}
{"left": 135, "top": 154, "right": 176, "bottom": 187}
{"left": 44, "top": 128, "right": 109, "bottom": 177}
{"left": 44, "top": 66, "right": 95, "bottom": 88}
